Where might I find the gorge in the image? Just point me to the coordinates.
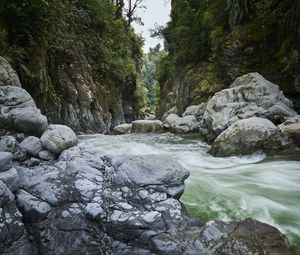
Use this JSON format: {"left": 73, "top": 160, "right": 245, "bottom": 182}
{"left": 0, "top": 0, "right": 300, "bottom": 254}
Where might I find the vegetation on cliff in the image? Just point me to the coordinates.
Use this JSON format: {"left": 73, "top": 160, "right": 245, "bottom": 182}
{"left": 0, "top": 0, "right": 146, "bottom": 132}
{"left": 156, "top": 0, "right": 300, "bottom": 117}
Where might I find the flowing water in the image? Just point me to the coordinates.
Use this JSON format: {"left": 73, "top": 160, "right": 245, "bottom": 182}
{"left": 79, "top": 133, "right": 300, "bottom": 251}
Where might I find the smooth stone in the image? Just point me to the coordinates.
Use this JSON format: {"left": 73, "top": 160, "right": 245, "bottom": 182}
{"left": 0, "top": 152, "right": 13, "bottom": 172}
{"left": 20, "top": 136, "right": 44, "bottom": 157}
{"left": 40, "top": 124, "right": 78, "bottom": 154}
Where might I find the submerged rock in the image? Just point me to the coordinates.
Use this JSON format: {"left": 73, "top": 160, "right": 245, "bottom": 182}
{"left": 201, "top": 73, "right": 297, "bottom": 141}
{"left": 114, "top": 123, "right": 132, "bottom": 135}
{"left": 40, "top": 124, "right": 78, "bottom": 154}
{"left": 210, "top": 117, "right": 278, "bottom": 157}
{"left": 164, "top": 114, "right": 199, "bottom": 134}
{"left": 0, "top": 86, "right": 48, "bottom": 135}
{"left": 131, "top": 120, "right": 164, "bottom": 133}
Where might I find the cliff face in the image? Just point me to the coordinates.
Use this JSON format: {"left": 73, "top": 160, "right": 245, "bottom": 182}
{"left": 157, "top": 0, "right": 300, "bottom": 117}
{"left": 0, "top": 0, "right": 142, "bottom": 133}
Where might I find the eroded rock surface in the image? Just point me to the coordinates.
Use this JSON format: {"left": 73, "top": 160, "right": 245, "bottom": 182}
{"left": 0, "top": 146, "right": 290, "bottom": 254}
{"left": 0, "top": 86, "right": 48, "bottom": 135}
{"left": 0, "top": 57, "right": 21, "bottom": 87}
{"left": 201, "top": 73, "right": 297, "bottom": 141}
{"left": 164, "top": 114, "right": 199, "bottom": 134}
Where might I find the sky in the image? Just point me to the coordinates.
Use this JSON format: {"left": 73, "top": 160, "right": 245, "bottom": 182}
{"left": 132, "top": 0, "right": 171, "bottom": 52}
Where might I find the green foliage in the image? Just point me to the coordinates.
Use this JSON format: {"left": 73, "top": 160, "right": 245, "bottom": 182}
{"left": 226, "top": 0, "right": 254, "bottom": 29}
{"left": 141, "top": 44, "right": 166, "bottom": 110}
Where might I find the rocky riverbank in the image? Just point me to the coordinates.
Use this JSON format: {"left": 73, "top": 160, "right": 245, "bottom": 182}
{"left": 0, "top": 62, "right": 295, "bottom": 254}
{"left": 116, "top": 73, "right": 300, "bottom": 158}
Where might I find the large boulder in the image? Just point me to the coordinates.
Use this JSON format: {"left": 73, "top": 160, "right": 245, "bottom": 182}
{"left": 131, "top": 120, "right": 164, "bottom": 133}
{"left": 162, "top": 106, "right": 178, "bottom": 121}
{"left": 40, "top": 124, "right": 78, "bottom": 155}
{"left": 182, "top": 103, "right": 207, "bottom": 121}
{"left": 20, "top": 136, "right": 44, "bottom": 157}
{"left": 164, "top": 114, "right": 199, "bottom": 134}
{"left": 201, "top": 73, "right": 297, "bottom": 141}
{"left": 114, "top": 123, "right": 132, "bottom": 135}
{"left": 0, "top": 57, "right": 21, "bottom": 87}
{"left": 0, "top": 136, "right": 27, "bottom": 161}
{"left": 210, "top": 117, "right": 278, "bottom": 157}
{"left": 264, "top": 117, "right": 300, "bottom": 154}
{"left": 0, "top": 151, "right": 13, "bottom": 172}
{"left": 0, "top": 86, "right": 48, "bottom": 135}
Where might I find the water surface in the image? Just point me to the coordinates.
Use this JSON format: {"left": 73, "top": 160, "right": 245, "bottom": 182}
{"left": 79, "top": 133, "right": 300, "bottom": 250}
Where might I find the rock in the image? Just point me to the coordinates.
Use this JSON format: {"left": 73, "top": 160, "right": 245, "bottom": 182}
{"left": 162, "top": 106, "right": 178, "bottom": 121}
{"left": 0, "top": 152, "right": 13, "bottom": 172}
{"left": 0, "top": 167, "right": 20, "bottom": 191}
{"left": 0, "top": 56, "right": 21, "bottom": 86}
{"left": 164, "top": 114, "right": 199, "bottom": 133}
{"left": 0, "top": 86, "right": 48, "bottom": 135}
{"left": 9, "top": 146, "right": 291, "bottom": 254}
{"left": 210, "top": 117, "right": 278, "bottom": 157}
{"left": 20, "top": 136, "right": 44, "bottom": 157}
{"left": 264, "top": 122, "right": 300, "bottom": 154}
{"left": 182, "top": 103, "right": 207, "bottom": 121}
{"left": 201, "top": 73, "right": 297, "bottom": 141}
{"left": 0, "top": 181, "right": 35, "bottom": 254}
{"left": 38, "top": 150, "right": 55, "bottom": 161}
{"left": 0, "top": 136, "right": 27, "bottom": 161}
{"left": 131, "top": 120, "right": 164, "bottom": 133}
{"left": 114, "top": 123, "right": 132, "bottom": 135}
{"left": 40, "top": 124, "right": 78, "bottom": 154}
{"left": 16, "top": 189, "right": 52, "bottom": 222}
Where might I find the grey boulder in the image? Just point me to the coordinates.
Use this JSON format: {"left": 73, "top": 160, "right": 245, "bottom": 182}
{"left": 0, "top": 86, "right": 48, "bottom": 135}
{"left": 114, "top": 123, "right": 132, "bottom": 135}
{"left": 0, "top": 136, "right": 27, "bottom": 161}
{"left": 164, "top": 114, "right": 199, "bottom": 133}
{"left": 183, "top": 103, "right": 207, "bottom": 121}
{"left": 0, "top": 167, "right": 20, "bottom": 191}
{"left": 131, "top": 120, "right": 164, "bottom": 133}
{"left": 201, "top": 73, "right": 297, "bottom": 141}
{"left": 210, "top": 117, "right": 278, "bottom": 157}
{"left": 20, "top": 136, "right": 44, "bottom": 157}
{"left": 0, "top": 151, "right": 13, "bottom": 172}
{"left": 0, "top": 56, "right": 21, "bottom": 87}
{"left": 40, "top": 124, "right": 78, "bottom": 154}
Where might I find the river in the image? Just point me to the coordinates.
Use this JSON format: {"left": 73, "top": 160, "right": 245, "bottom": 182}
{"left": 79, "top": 133, "right": 300, "bottom": 251}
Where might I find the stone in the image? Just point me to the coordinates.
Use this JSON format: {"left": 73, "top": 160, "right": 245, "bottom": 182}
{"left": 162, "top": 106, "right": 178, "bottom": 121}
{"left": 114, "top": 123, "right": 132, "bottom": 135}
{"left": 210, "top": 117, "right": 278, "bottom": 157}
{"left": 264, "top": 122, "right": 300, "bottom": 154}
{"left": 20, "top": 136, "right": 44, "bottom": 157}
{"left": 114, "top": 155, "right": 189, "bottom": 192}
{"left": 201, "top": 73, "right": 297, "bottom": 141}
{"left": 16, "top": 189, "right": 52, "bottom": 222}
{"left": 182, "top": 103, "right": 207, "bottom": 121}
{"left": 0, "top": 151, "right": 13, "bottom": 172}
{"left": 40, "top": 124, "right": 78, "bottom": 154}
{"left": 0, "top": 136, "right": 27, "bottom": 161}
{"left": 131, "top": 120, "right": 164, "bottom": 133}
{"left": 0, "top": 181, "right": 35, "bottom": 254}
{"left": 0, "top": 167, "right": 20, "bottom": 191}
{"left": 164, "top": 114, "right": 199, "bottom": 133}
{"left": 38, "top": 150, "right": 55, "bottom": 161}
{"left": 0, "top": 86, "right": 48, "bottom": 135}
{"left": 0, "top": 56, "right": 21, "bottom": 87}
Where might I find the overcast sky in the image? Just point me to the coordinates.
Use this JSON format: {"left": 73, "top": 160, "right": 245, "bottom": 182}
{"left": 132, "top": 0, "right": 171, "bottom": 52}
